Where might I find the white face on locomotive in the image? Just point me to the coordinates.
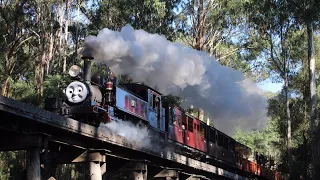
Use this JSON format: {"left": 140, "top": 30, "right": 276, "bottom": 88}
{"left": 65, "top": 81, "right": 88, "bottom": 103}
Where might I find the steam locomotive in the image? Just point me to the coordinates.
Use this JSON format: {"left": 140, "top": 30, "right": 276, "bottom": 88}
{"left": 45, "top": 56, "right": 285, "bottom": 180}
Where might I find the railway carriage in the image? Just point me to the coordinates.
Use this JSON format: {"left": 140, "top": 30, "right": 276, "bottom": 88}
{"left": 45, "top": 56, "right": 285, "bottom": 180}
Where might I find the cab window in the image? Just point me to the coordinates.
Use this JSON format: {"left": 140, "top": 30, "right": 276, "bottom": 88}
{"left": 200, "top": 123, "right": 205, "bottom": 137}
{"left": 187, "top": 117, "right": 193, "bottom": 132}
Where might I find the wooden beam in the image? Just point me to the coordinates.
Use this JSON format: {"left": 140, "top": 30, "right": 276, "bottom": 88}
{"left": 186, "top": 177, "right": 201, "bottom": 180}
{"left": 101, "top": 162, "right": 107, "bottom": 175}
{"left": 165, "top": 177, "right": 178, "bottom": 180}
{"left": 0, "top": 133, "right": 49, "bottom": 151}
{"left": 154, "top": 169, "right": 179, "bottom": 178}
{"left": 121, "top": 161, "right": 148, "bottom": 171}
{"left": 121, "top": 161, "right": 148, "bottom": 180}
{"left": 42, "top": 149, "right": 109, "bottom": 164}
{"left": 178, "top": 172, "right": 210, "bottom": 180}
{"left": 26, "top": 147, "right": 41, "bottom": 180}
{"left": 72, "top": 150, "right": 106, "bottom": 163}
{"left": 89, "top": 162, "right": 102, "bottom": 180}
{"left": 132, "top": 171, "right": 147, "bottom": 180}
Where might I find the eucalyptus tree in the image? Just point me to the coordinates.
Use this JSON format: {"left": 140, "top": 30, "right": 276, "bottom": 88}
{"left": 0, "top": 0, "right": 36, "bottom": 96}
{"left": 174, "top": 0, "right": 253, "bottom": 76}
{"left": 287, "top": 0, "right": 320, "bottom": 179}
{"left": 244, "top": 0, "right": 299, "bottom": 176}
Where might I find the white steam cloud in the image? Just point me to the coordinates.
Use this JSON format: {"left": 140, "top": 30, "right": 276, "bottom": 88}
{"left": 100, "top": 120, "right": 151, "bottom": 148}
{"left": 83, "top": 25, "right": 268, "bottom": 136}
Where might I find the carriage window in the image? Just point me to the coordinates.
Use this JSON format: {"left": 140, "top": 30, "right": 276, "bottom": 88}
{"left": 149, "top": 94, "right": 153, "bottom": 107}
{"left": 156, "top": 97, "right": 161, "bottom": 109}
{"left": 182, "top": 114, "right": 187, "bottom": 129}
{"left": 187, "top": 117, "right": 193, "bottom": 132}
{"left": 171, "top": 108, "right": 176, "bottom": 124}
{"left": 137, "top": 89, "right": 147, "bottom": 100}
{"left": 229, "top": 139, "right": 235, "bottom": 153}
{"left": 209, "top": 128, "right": 215, "bottom": 142}
{"left": 152, "top": 94, "right": 156, "bottom": 108}
{"left": 217, "top": 133, "right": 223, "bottom": 146}
{"left": 235, "top": 142, "right": 241, "bottom": 156}
{"left": 223, "top": 136, "right": 229, "bottom": 149}
{"left": 173, "top": 109, "right": 181, "bottom": 126}
{"left": 200, "top": 123, "right": 205, "bottom": 137}
{"left": 177, "top": 113, "right": 181, "bottom": 126}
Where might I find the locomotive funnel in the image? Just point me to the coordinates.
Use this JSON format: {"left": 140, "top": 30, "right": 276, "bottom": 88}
{"left": 82, "top": 56, "right": 94, "bottom": 84}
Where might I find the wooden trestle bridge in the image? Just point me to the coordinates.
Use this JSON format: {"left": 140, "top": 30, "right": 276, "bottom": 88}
{"left": 0, "top": 95, "right": 253, "bottom": 180}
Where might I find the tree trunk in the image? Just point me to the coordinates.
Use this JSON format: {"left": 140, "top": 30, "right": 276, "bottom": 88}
{"left": 34, "top": 1, "right": 45, "bottom": 99}
{"left": 302, "top": 39, "right": 310, "bottom": 178}
{"left": 1, "top": 55, "right": 14, "bottom": 97}
{"left": 73, "top": 1, "right": 80, "bottom": 64}
{"left": 303, "top": 131, "right": 308, "bottom": 179}
{"left": 58, "top": 1, "right": 64, "bottom": 71}
{"left": 191, "top": 0, "right": 205, "bottom": 51}
{"left": 63, "top": 0, "right": 69, "bottom": 73}
{"left": 47, "top": 26, "right": 54, "bottom": 75}
{"left": 1, "top": 77, "right": 11, "bottom": 97}
{"left": 280, "top": 22, "right": 292, "bottom": 177}
{"left": 35, "top": 51, "right": 46, "bottom": 98}
{"left": 198, "top": 0, "right": 205, "bottom": 51}
{"left": 285, "top": 69, "right": 292, "bottom": 177}
{"left": 307, "top": 20, "right": 319, "bottom": 180}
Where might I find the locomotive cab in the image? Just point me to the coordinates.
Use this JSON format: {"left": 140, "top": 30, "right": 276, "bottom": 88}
{"left": 119, "top": 83, "right": 165, "bottom": 132}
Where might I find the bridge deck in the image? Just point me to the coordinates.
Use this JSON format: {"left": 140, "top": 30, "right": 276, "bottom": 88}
{"left": 0, "top": 96, "right": 252, "bottom": 180}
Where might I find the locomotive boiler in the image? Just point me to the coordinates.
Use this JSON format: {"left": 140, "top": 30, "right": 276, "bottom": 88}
{"left": 45, "top": 55, "right": 285, "bottom": 180}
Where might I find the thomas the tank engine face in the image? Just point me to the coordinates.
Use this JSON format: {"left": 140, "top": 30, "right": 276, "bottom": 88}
{"left": 65, "top": 81, "right": 88, "bottom": 104}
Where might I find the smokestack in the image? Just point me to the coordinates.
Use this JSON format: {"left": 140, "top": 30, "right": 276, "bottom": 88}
{"left": 82, "top": 56, "right": 94, "bottom": 84}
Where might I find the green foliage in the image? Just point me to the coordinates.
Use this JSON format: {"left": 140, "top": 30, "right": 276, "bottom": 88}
{"left": 86, "top": 0, "right": 179, "bottom": 39}
{"left": 174, "top": 0, "right": 258, "bottom": 81}
{"left": 233, "top": 118, "right": 282, "bottom": 163}
{"left": 162, "top": 94, "right": 183, "bottom": 107}
{"left": 10, "top": 80, "right": 40, "bottom": 106}
{"left": 267, "top": 90, "right": 312, "bottom": 177}
{"left": 55, "top": 164, "right": 85, "bottom": 180}
{"left": 0, "top": 151, "right": 25, "bottom": 180}
{"left": 43, "top": 75, "right": 70, "bottom": 99}
{"left": 7, "top": 74, "right": 70, "bottom": 107}
{"left": 287, "top": 0, "right": 320, "bottom": 26}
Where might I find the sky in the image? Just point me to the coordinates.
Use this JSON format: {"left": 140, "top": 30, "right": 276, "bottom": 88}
{"left": 258, "top": 81, "right": 283, "bottom": 93}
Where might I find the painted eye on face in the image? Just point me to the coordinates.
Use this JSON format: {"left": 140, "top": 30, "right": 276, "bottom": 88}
{"left": 76, "top": 86, "right": 83, "bottom": 93}
{"left": 65, "top": 81, "right": 88, "bottom": 103}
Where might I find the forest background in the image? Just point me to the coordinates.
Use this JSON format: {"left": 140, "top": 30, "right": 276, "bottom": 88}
{"left": 0, "top": 0, "right": 320, "bottom": 179}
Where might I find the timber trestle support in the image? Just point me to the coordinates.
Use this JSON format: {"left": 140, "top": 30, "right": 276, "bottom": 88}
{"left": 0, "top": 95, "right": 253, "bottom": 180}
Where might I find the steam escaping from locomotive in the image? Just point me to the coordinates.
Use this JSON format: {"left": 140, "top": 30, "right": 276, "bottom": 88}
{"left": 101, "top": 120, "right": 151, "bottom": 148}
{"left": 82, "top": 25, "right": 268, "bottom": 136}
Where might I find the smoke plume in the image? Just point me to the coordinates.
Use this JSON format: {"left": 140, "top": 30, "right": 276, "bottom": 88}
{"left": 82, "top": 25, "right": 268, "bottom": 136}
{"left": 100, "top": 120, "right": 151, "bottom": 148}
